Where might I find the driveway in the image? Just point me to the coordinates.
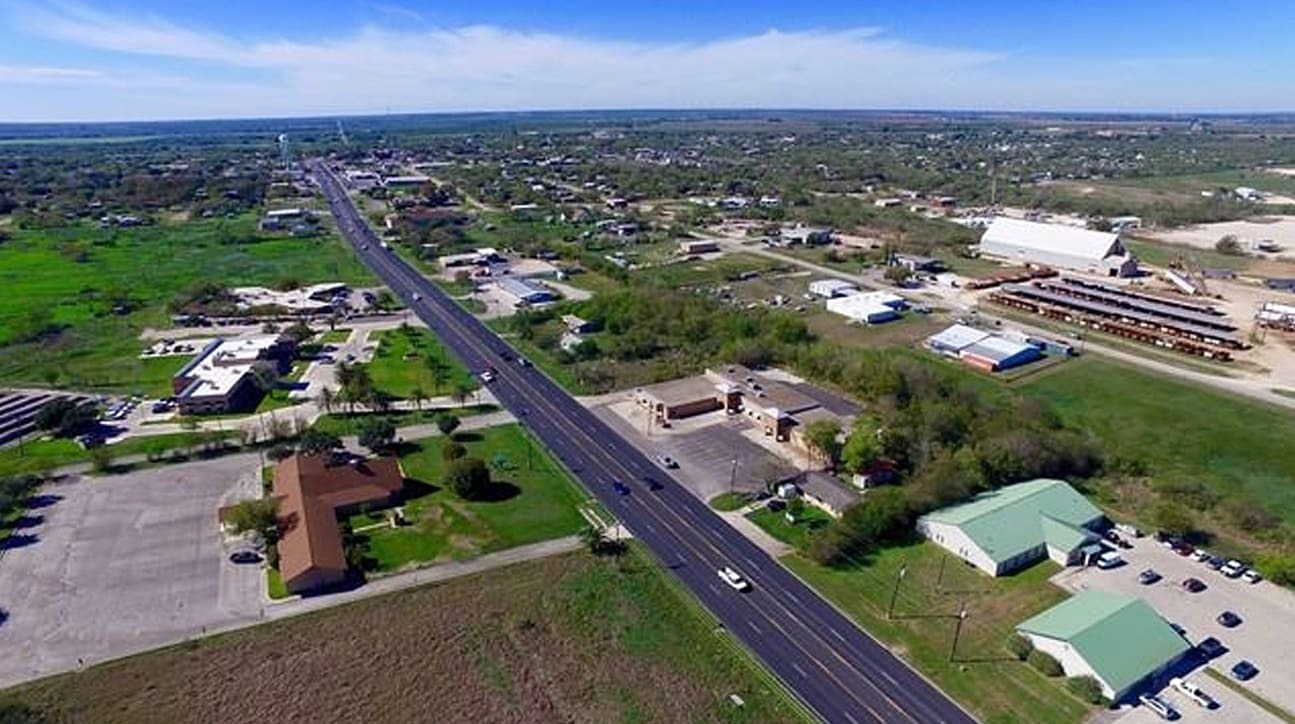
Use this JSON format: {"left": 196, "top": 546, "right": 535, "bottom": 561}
{"left": 0, "top": 455, "right": 264, "bottom": 688}
{"left": 1052, "top": 537, "right": 1295, "bottom": 718}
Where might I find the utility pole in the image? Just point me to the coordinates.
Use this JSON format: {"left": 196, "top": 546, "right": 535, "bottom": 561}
{"left": 728, "top": 457, "right": 739, "bottom": 496}
{"left": 949, "top": 601, "right": 969, "bottom": 662}
{"left": 887, "top": 564, "right": 907, "bottom": 619}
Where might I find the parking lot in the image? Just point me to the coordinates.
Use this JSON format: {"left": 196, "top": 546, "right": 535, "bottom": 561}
{"left": 591, "top": 400, "right": 793, "bottom": 502}
{"left": 1054, "top": 536, "right": 1295, "bottom": 720}
{"left": 0, "top": 455, "right": 264, "bottom": 688}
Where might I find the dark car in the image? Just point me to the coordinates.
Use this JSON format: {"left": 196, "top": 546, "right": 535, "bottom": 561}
{"left": 641, "top": 475, "right": 664, "bottom": 491}
{"left": 1216, "top": 611, "right": 1242, "bottom": 628}
{"left": 1172, "top": 541, "right": 1195, "bottom": 556}
{"left": 517, "top": 357, "right": 532, "bottom": 367}
{"left": 1231, "top": 660, "right": 1259, "bottom": 681}
{"left": 1196, "top": 637, "right": 1226, "bottom": 659}
{"left": 1182, "top": 577, "right": 1207, "bottom": 593}
{"left": 612, "top": 481, "right": 631, "bottom": 496}
{"left": 1138, "top": 569, "right": 1163, "bottom": 585}
{"left": 229, "top": 550, "right": 262, "bottom": 565}
{"left": 1207, "top": 556, "right": 1226, "bottom": 570}
{"left": 766, "top": 499, "right": 787, "bottom": 512}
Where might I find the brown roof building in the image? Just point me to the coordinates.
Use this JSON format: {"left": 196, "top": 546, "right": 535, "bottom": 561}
{"left": 273, "top": 453, "right": 405, "bottom": 594}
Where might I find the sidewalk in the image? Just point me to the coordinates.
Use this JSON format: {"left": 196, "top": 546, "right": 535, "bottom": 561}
{"left": 715, "top": 502, "right": 793, "bottom": 557}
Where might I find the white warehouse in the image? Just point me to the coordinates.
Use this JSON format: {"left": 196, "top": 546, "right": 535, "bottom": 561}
{"left": 825, "top": 291, "right": 906, "bottom": 324}
{"left": 808, "top": 279, "right": 859, "bottom": 299}
{"left": 978, "top": 217, "right": 1140, "bottom": 278}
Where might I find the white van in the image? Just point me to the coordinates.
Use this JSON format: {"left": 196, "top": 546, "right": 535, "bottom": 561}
{"left": 1096, "top": 551, "right": 1124, "bottom": 569}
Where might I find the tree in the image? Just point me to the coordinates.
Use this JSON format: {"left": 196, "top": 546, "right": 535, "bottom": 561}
{"left": 223, "top": 498, "right": 280, "bottom": 539}
{"left": 425, "top": 357, "right": 450, "bottom": 394}
{"left": 1215, "top": 234, "right": 1244, "bottom": 256}
{"left": 884, "top": 265, "right": 915, "bottom": 286}
{"left": 1027, "top": 649, "right": 1063, "bottom": 677}
{"left": 841, "top": 419, "right": 882, "bottom": 473}
{"left": 435, "top": 413, "right": 461, "bottom": 438}
{"left": 1066, "top": 675, "right": 1105, "bottom": 705}
{"left": 267, "top": 444, "right": 295, "bottom": 462}
{"left": 357, "top": 417, "right": 396, "bottom": 454}
{"left": 1006, "top": 633, "right": 1034, "bottom": 661}
{"left": 441, "top": 441, "right": 467, "bottom": 461}
{"left": 579, "top": 524, "right": 608, "bottom": 555}
{"left": 443, "top": 456, "right": 490, "bottom": 500}
{"left": 0, "top": 700, "right": 46, "bottom": 724}
{"left": 452, "top": 380, "right": 475, "bottom": 407}
{"left": 803, "top": 419, "right": 842, "bottom": 467}
{"left": 409, "top": 386, "right": 426, "bottom": 411}
{"left": 317, "top": 386, "right": 336, "bottom": 414}
{"left": 297, "top": 429, "right": 341, "bottom": 457}
{"left": 1150, "top": 501, "right": 1195, "bottom": 537}
{"left": 34, "top": 399, "right": 96, "bottom": 438}
{"left": 86, "top": 445, "right": 114, "bottom": 473}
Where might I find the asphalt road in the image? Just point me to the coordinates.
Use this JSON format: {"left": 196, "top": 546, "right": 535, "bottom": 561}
{"left": 311, "top": 160, "right": 976, "bottom": 724}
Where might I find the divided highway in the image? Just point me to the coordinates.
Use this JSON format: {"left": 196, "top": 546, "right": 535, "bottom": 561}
{"left": 311, "top": 160, "right": 976, "bottom": 724}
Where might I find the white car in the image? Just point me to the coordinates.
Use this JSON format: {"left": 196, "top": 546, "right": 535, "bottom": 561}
{"left": 1138, "top": 694, "right": 1177, "bottom": 721}
{"left": 1221, "top": 559, "right": 1246, "bottom": 578}
{"left": 480, "top": 370, "right": 496, "bottom": 384}
{"left": 718, "top": 566, "right": 751, "bottom": 592}
{"left": 1190, "top": 550, "right": 1211, "bottom": 563}
{"left": 1170, "top": 677, "right": 1216, "bottom": 709}
{"left": 1241, "top": 569, "right": 1263, "bottom": 584}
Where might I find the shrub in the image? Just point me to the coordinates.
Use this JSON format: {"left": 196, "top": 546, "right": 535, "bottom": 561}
{"left": 1027, "top": 649, "right": 1063, "bottom": 677}
{"left": 441, "top": 441, "right": 467, "bottom": 461}
{"left": 1066, "top": 675, "right": 1106, "bottom": 705}
{"left": 1006, "top": 633, "right": 1034, "bottom": 661}
{"left": 443, "top": 457, "right": 490, "bottom": 500}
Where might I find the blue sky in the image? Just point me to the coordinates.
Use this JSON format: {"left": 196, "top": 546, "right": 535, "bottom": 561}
{"left": 1, "top": 1, "right": 1292, "bottom": 122}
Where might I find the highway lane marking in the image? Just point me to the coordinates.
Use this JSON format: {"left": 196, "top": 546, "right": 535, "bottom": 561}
{"left": 790, "top": 662, "right": 807, "bottom": 678}
{"left": 318, "top": 168, "right": 944, "bottom": 724}
{"left": 831, "top": 628, "right": 847, "bottom": 643}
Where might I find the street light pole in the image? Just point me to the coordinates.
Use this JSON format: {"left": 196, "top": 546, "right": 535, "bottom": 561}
{"left": 728, "top": 457, "right": 739, "bottom": 496}
{"left": 887, "top": 564, "right": 907, "bottom": 619}
{"left": 949, "top": 601, "right": 968, "bottom": 662}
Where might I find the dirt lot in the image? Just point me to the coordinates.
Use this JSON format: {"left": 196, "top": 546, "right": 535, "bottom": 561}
{"left": 2, "top": 551, "right": 798, "bottom": 724}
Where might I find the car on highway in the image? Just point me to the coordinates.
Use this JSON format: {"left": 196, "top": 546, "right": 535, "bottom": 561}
{"left": 612, "top": 481, "right": 631, "bottom": 496}
{"left": 1182, "top": 577, "right": 1207, "bottom": 593}
{"left": 1169, "top": 677, "right": 1216, "bottom": 709}
{"left": 229, "top": 550, "right": 262, "bottom": 565}
{"left": 1230, "top": 660, "right": 1259, "bottom": 681}
{"left": 1138, "top": 694, "right": 1178, "bottom": 721}
{"left": 641, "top": 475, "right": 664, "bottom": 491}
{"left": 1138, "top": 568, "right": 1162, "bottom": 585}
{"left": 412, "top": 293, "right": 421, "bottom": 301}
{"left": 516, "top": 357, "right": 532, "bottom": 367}
{"left": 1195, "top": 637, "right": 1226, "bottom": 659}
{"left": 655, "top": 453, "right": 678, "bottom": 469}
{"left": 480, "top": 369, "right": 496, "bottom": 384}
{"left": 1216, "top": 611, "right": 1242, "bottom": 628}
{"left": 718, "top": 566, "right": 752, "bottom": 592}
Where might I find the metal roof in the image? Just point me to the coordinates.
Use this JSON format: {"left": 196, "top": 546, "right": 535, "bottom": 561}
{"left": 927, "top": 324, "right": 991, "bottom": 352}
{"left": 1001, "top": 284, "right": 1242, "bottom": 343}
{"left": 1017, "top": 591, "right": 1190, "bottom": 696}
{"left": 960, "top": 335, "right": 1038, "bottom": 364}
{"left": 980, "top": 217, "right": 1123, "bottom": 263}
{"left": 920, "top": 479, "right": 1104, "bottom": 564}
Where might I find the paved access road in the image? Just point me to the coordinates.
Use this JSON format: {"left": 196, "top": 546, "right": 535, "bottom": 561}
{"left": 311, "top": 160, "right": 974, "bottom": 724}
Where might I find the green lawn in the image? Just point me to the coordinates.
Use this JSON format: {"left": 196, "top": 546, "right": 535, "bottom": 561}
{"left": 0, "top": 213, "right": 374, "bottom": 393}
{"left": 1019, "top": 356, "right": 1295, "bottom": 529}
{"left": 0, "top": 431, "right": 234, "bottom": 477}
{"left": 364, "top": 325, "right": 476, "bottom": 399}
{"left": 709, "top": 492, "right": 750, "bottom": 511}
{"left": 309, "top": 405, "right": 497, "bottom": 437}
{"left": 265, "top": 569, "right": 290, "bottom": 600}
{"left": 784, "top": 541, "right": 1091, "bottom": 724}
{"left": 746, "top": 505, "right": 832, "bottom": 549}
{"left": 1123, "top": 238, "right": 1251, "bottom": 271}
{"left": 254, "top": 361, "right": 309, "bottom": 413}
{"left": 317, "top": 329, "right": 352, "bottom": 344}
{"left": 356, "top": 423, "right": 587, "bottom": 571}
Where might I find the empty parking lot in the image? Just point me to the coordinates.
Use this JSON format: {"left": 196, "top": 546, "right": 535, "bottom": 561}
{"left": 0, "top": 455, "right": 264, "bottom": 688}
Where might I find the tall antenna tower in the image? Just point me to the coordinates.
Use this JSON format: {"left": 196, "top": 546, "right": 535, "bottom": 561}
{"left": 277, "top": 133, "right": 291, "bottom": 170}
{"left": 336, "top": 119, "right": 350, "bottom": 146}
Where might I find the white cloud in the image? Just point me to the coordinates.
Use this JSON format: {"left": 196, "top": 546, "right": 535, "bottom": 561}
{"left": 3, "top": 1, "right": 1008, "bottom": 119}
{"left": 0, "top": 64, "right": 103, "bottom": 83}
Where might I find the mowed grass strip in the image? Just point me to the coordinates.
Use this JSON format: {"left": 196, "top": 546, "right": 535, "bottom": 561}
{"left": 782, "top": 541, "right": 1091, "bottom": 724}
{"left": 1019, "top": 356, "right": 1295, "bottom": 526}
{"left": 0, "top": 431, "right": 232, "bottom": 477}
{"left": 1, "top": 551, "right": 803, "bottom": 724}
{"left": 355, "top": 423, "right": 587, "bottom": 571}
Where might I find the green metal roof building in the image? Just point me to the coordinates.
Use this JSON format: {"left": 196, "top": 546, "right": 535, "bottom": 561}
{"left": 1018, "top": 590, "right": 1191, "bottom": 701}
{"left": 916, "top": 479, "right": 1105, "bottom": 576}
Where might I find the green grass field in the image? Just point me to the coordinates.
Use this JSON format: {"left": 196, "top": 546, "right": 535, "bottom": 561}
{"left": 317, "top": 329, "right": 352, "bottom": 344}
{"left": 354, "top": 423, "right": 587, "bottom": 571}
{"left": 364, "top": 325, "right": 476, "bottom": 399}
{"left": 1019, "top": 356, "right": 1295, "bottom": 530}
{"left": 0, "top": 214, "right": 374, "bottom": 393}
{"left": 309, "top": 405, "right": 497, "bottom": 437}
{"left": 784, "top": 541, "right": 1090, "bottom": 724}
{"left": 746, "top": 505, "right": 832, "bottom": 549}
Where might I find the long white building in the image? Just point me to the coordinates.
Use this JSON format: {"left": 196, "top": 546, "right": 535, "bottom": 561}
{"left": 979, "top": 217, "right": 1140, "bottom": 278}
